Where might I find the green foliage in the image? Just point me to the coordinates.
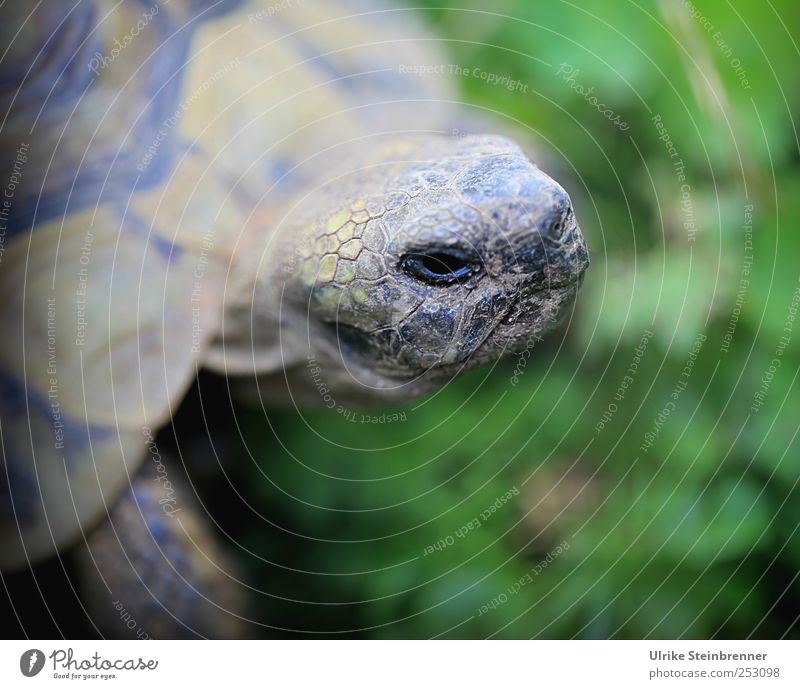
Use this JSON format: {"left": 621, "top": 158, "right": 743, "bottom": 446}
{"left": 236, "top": 0, "right": 800, "bottom": 637}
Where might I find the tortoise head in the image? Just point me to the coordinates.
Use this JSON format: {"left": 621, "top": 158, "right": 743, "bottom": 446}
{"left": 278, "top": 135, "right": 589, "bottom": 402}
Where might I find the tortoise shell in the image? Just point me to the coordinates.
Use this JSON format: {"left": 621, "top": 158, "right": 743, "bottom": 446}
{"left": 0, "top": 0, "right": 458, "bottom": 568}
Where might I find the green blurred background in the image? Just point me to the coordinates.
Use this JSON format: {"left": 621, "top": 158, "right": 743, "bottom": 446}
{"left": 235, "top": 0, "right": 800, "bottom": 638}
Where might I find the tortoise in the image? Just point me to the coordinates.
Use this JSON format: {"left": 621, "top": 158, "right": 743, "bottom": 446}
{"left": 0, "top": 0, "right": 588, "bottom": 638}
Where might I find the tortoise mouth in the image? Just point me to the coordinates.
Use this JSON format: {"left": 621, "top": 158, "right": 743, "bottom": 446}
{"left": 501, "top": 269, "right": 587, "bottom": 322}
{"left": 317, "top": 319, "right": 479, "bottom": 391}
{"left": 313, "top": 254, "right": 587, "bottom": 391}
{"left": 318, "top": 286, "right": 581, "bottom": 377}
{"left": 475, "top": 278, "right": 583, "bottom": 358}
{"left": 318, "top": 321, "right": 417, "bottom": 384}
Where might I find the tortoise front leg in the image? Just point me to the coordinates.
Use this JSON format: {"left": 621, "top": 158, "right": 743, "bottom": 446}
{"left": 74, "top": 454, "right": 246, "bottom": 639}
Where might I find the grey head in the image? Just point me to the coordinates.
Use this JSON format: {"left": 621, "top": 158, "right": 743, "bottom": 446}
{"left": 272, "top": 134, "right": 589, "bottom": 403}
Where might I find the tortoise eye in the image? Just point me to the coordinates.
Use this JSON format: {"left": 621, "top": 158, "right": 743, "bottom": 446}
{"left": 400, "top": 249, "right": 480, "bottom": 286}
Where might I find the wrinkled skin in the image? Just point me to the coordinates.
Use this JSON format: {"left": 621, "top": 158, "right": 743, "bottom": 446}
{"left": 275, "top": 134, "right": 589, "bottom": 402}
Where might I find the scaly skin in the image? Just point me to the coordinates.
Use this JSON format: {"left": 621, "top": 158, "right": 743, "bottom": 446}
{"left": 273, "top": 135, "right": 589, "bottom": 404}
